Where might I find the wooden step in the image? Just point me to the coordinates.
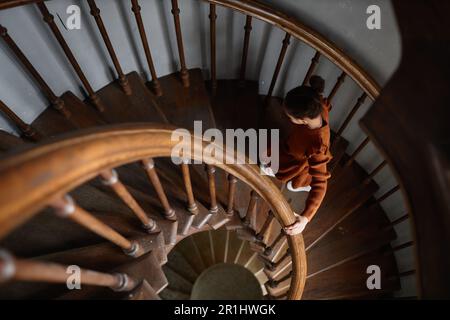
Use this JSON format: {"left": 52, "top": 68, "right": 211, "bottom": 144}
{"left": 192, "top": 231, "right": 215, "bottom": 268}
{"left": 166, "top": 249, "right": 199, "bottom": 283}
{"left": 207, "top": 79, "right": 260, "bottom": 132}
{"left": 94, "top": 71, "right": 167, "bottom": 124}
{"left": 151, "top": 68, "right": 215, "bottom": 131}
{"left": 153, "top": 246, "right": 168, "bottom": 266}
{"left": 306, "top": 203, "right": 396, "bottom": 278}
{"left": 126, "top": 280, "right": 160, "bottom": 300}
{"left": 31, "top": 105, "right": 77, "bottom": 138}
{"left": 234, "top": 240, "right": 254, "bottom": 266}
{"left": 60, "top": 91, "right": 105, "bottom": 128}
{"left": 162, "top": 265, "right": 194, "bottom": 294}
{"left": 174, "top": 236, "right": 207, "bottom": 275}
{"left": 302, "top": 248, "right": 400, "bottom": 300}
{"left": 31, "top": 91, "right": 105, "bottom": 138}
{"left": 0, "top": 130, "right": 27, "bottom": 153}
{"left": 328, "top": 133, "right": 349, "bottom": 173}
{"left": 159, "top": 286, "right": 190, "bottom": 300}
{"left": 266, "top": 276, "right": 291, "bottom": 297}
{"left": 226, "top": 231, "right": 247, "bottom": 264}
{"left": 303, "top": 159, "right": 379, "bottom": 251}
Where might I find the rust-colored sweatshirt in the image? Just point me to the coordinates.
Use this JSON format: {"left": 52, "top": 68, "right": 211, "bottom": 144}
{"left": 276, "top": 101, "right": 332, "bottom": 221}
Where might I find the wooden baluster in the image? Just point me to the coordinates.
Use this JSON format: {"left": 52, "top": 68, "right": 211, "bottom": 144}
{"left": 239, "top": 15, "right": 253, "bottom": 85}
{"left": 243, "top": 190, "right": 258, "bottom": 228}
{"left": 209, "top": 4, "right": 217, "bottom": 93}
{"left": 180, "top": 161, "right": 198, "bottom": 214}
{"left": 0, "top": 24, "right": 69, "bottom": 117}
{"left": 255, "top": 211, "right": 274, "bottom": 242}
{"left": 327, "top": 72, "right": 346, "bottom": 103}
{"left": 130, "top": 0, "right": 161, "bottom": 97}
{"left": 99, "top": 169, "right": 158, "bottom": 233}
{"left": 205, "top": 165, "right": 218, "bottom": 213}
{"left": 0, "top": 100, "right": 41, "bottom": 141}
{"left": 344, "top": 136, "right": 370, "bottom": 167}
{"left": 363, "top": 160, "right": 387, "bottom": 185}
{"left": 87, "top": 0, "right": 132, "bottom": 95}
{"left": 36, "top": 2, "right": 106, "bottom": 112}
{"left": 264, "top": 231, "right": 285, "bottom": 256}
{"left": 141, "top": 158, "right": 176, "bottom": 220}
{"left": 226, "top": 174, "right": 238, "bottom": 216}
{"left": 266, "top": 33, "right": 291, "bottom": 100}
{"left": 335, "top": 93, "right": 368, "bottom": 138}
{"left": 0, "top": 250, "right": 136, "bottom": 291}
{"left": 50, "top": 195, "right": 141, "bottom": 257}
{"left": 302, "top": 51, "right": 321, "bottom": 85}
{"left": 170, "top": 0, "right": 189, "bottom": 87}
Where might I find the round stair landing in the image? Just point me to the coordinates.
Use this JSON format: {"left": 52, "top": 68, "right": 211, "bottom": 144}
{"left": 190, "top": 263, "right": 263, "bottom": 300}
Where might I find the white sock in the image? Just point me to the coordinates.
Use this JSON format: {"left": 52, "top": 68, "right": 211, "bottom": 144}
{"left": 287, "top": 181, "right": 311, "bottom": 192}
{"left": 260, "top": 164, "right": 275, "bottom": 177}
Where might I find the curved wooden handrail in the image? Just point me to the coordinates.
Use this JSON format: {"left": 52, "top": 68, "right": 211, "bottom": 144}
{"left": 0, "top": 0, "right": 380, "bottom": 99}
{"left": 204, "top": 0, "right": 381, "bottom": 99}
{"left": 0, "top": 123, "right": 307, "bottom": 299}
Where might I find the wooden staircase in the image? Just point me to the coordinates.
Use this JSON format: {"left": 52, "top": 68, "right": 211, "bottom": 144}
{"left": 0, "top": 0, "right": 412, "bottom": 300}
{"left": 0, "top": 67, "right": 400, "bottom": 299}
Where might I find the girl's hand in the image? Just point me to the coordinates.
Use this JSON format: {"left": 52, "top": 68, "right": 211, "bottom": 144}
{"left": 284, "top": 213, "right": 309, "bottom": 235}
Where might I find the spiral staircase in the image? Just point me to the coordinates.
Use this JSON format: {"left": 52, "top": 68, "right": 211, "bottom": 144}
{"left": 0, "top": 0, "right": 447, "bottom": 300}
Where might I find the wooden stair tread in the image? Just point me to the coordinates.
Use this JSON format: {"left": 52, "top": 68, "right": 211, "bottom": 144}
{"left": 152, "top": 68, "right": 215, "bottom": 131}
{"left": 162, "top": 265, "right": 194, "bottom": 293}
{"left": 306, "top": 203, "right": 396, "bottom": 277}
{"left": 209, "top": 228, "right": 227, "bottom": 264}
{"left": 126, "top": 280, "right": 160, "bottom": 300}
{"left": 94, "top": 71, "right": 166, "bottom": 124}
{"left": 159, "top": 286, "right": 190, "bottom": 300}
{"left": 174, "top": 237, "right": 207, "bottom": 275}
{"left": 31, "top": 91, "right": 104, "bottom": 138}
{"left": 32, "top": 106, "right": 77, "bottom": 138}
{"left": 225, "top": 230, "right": 245, "bottom": 264}
{"left": 207, "top": 79, "right": 260, "bottom": 131}
{"left": 302, "top": 248, "right": 400, "bottom": 300}
{"left": 303, "top": 158, "right": 379, "bottom": 250}
{"left": 328, "top": 133, "right": 349, "bottom": 172}
{"left": 0, "top": 130, "right": 27, "bottom": 153}
{"left": 61, "top": 91, "right": 105, "bottom": 128}
{"left": 166, "top": 249, "right": 199, "bottom": 283}
{"left": 192, "top": 231, "right": 215, "bottom": 267}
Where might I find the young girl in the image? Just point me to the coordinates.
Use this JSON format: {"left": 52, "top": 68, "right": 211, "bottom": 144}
{"left": 264, "top": 76, "right": 332, "bottom": 235}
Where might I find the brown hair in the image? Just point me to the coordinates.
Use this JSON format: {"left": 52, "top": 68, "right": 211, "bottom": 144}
{"left": 284, "top": 75, "right": 325, "bottom": 119}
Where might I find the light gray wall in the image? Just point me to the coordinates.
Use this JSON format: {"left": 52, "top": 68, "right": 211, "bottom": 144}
{"left": 0, "top": 0, "right": 414, "bottom": 297}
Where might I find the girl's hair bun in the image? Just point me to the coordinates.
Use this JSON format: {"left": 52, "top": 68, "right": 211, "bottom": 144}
{"left": 309, "top": 75, "right": 325, "bottom": 94}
